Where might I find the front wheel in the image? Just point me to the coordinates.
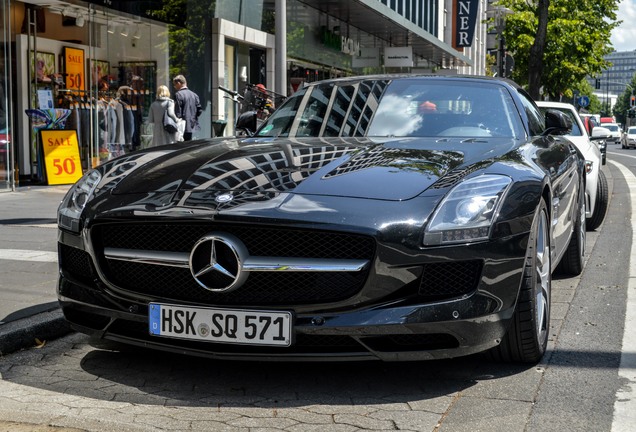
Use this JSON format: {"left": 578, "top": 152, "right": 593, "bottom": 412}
{"left": 586, "top": 170, "right": 608, "bottom": 231}
{"left": 487, "top": 200, "right": 551, "bottom": 363}
{"left": 557, "top": 183, "right": 586, "bottom": 276}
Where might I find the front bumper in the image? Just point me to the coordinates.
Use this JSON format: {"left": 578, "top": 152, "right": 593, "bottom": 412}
{"left": 56, "top": 215, "right": 530, "bottom": 362}
{"left": 58, "top": 275, "right": 514, "bottom": 362}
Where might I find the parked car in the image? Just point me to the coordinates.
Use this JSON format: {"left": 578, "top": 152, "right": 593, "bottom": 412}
{"left": 601, "top": 123, "right": 623, "bottom": 144}
{"left": 590, "top": 126, "right": 609, "bottom": 164}
{"left": 537, "top": 101, "right": 609, "bottom": 231}
{"left": 57, "top": 75, "right": 586, "bottom": 364}
{"left": 624, "top": 126, "right": 636, "bottom": 149}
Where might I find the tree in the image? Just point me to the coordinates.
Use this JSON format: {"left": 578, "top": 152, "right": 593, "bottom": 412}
{"left": 147, "top": 0, "right": 216, "bottom": 107}
{"left": 527, "top": 0, "right": 549, "bottom": 99}
{"left": 611, "top": 75, "right": 636, "bottom": 125}
{"left": 498, "top": 0, "right": 619, "bottom": 100}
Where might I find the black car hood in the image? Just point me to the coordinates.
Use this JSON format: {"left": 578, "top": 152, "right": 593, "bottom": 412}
{"left": 108, "top": 136, "right": 516, "bottom": 201}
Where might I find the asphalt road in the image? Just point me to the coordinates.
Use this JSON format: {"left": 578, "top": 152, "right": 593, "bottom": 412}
{"left": 0, "top": 185, "right": 66, "bottom": 324}
{"left": 0, "top": 157, "right": 634, "bottom": 431}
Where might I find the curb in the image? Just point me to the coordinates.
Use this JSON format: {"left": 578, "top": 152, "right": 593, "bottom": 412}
{"left": 0, "top": 308, "right": 72, "bottom": 356}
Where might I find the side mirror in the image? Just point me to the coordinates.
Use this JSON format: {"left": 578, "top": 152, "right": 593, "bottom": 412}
{"left": 544, "top": 109, "right": 572, "bottom": 135}
{"left": 590, "top": 127, "right": 611, "bottom": 141}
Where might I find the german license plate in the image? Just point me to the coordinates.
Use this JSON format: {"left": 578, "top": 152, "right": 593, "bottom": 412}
{"left": 148, "top": 303, "right": 292, "bottom": 346}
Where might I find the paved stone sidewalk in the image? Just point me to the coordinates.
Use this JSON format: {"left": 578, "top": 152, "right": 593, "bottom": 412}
{"left": 0, "top": 421, "right": 85, "bottom": 431}
{"left": 1, "top": 331, "right": 540, "bottom": 432}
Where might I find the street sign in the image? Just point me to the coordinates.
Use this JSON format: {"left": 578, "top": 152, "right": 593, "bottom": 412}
{"left": 579, "top": 95, "right": 590, "bottom": 108}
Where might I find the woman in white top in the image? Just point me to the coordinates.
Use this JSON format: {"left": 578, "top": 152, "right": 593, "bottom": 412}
{"left": 148, "top": 85, "right": 179, "bottom": 146}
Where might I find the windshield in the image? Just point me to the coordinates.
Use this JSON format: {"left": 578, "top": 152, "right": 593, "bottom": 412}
{"left": 604, "top": 124, "right": 619, "bottom": 132}
{"left": 629, "top": 127, "right": 636, "bottom": 134}
{"left": 257, "top": 79, "right": 521, "bottom": 139}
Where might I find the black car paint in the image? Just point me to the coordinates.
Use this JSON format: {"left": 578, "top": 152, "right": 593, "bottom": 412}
{"left": 57, "top": 76, "right": 584, "bottom": 361}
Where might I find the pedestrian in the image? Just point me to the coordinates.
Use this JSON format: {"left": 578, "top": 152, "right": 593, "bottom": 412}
{"left": 148, "top": 85, "right": 179, "bottom": 146}
{"left": 173, "top": 74, "right": 202, "bottom": 141}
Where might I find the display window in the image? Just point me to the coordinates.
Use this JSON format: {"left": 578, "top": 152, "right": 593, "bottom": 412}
{"left": 11, "top": 0, "right": 214, "bottom": 184}
{"left": 1, "top": 0, "right": 12, "bottom": 190}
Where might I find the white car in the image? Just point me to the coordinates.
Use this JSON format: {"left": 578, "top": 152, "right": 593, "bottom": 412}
{"left": 591, "top": 126, "right": 609, "bottom": 164}
{"left": 537, "top": 101, "right": 608, "bottom": 230}
{"left": 601, "top": 123, "right": 623, "bottom": 144}
{"left": 624, "top": 126, "right": 636, "bottom": 149}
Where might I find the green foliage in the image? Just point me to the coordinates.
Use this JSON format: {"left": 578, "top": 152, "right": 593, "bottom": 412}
{"left": 611, "top": 74, "right": 636, "bottom": 124}
{"left": 147, "top": 0, "right": 215, "bottom": 80}
{"left": 486, "top": 53, "right": 497, "bottom": 76}
{"left": 497, "top": 0, "right": 619, "bottom": 99}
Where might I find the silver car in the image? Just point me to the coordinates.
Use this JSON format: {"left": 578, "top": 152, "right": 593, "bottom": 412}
{"left": 624, "top": 126, "right": 636, "bottom": 149}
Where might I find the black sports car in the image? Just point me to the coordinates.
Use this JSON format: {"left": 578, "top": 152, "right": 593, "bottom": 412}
{"left": 57, "top": 75, "right": 585, "bottom": 363}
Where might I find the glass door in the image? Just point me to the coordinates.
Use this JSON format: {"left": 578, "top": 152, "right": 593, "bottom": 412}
{"left": 0, "top": 0, "right": 13, "bottom": 191}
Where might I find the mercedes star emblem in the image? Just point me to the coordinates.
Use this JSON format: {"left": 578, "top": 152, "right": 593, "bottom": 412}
{"left": 215, "top": 193, "right": 234, "bottom": 203}
{"left": 189, "top": 233, "right": 249, "bottom": 292}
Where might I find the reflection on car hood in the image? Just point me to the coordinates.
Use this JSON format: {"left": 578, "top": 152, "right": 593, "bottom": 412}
{"left": 107, "top": 136, "right": 516, "bottom": 201}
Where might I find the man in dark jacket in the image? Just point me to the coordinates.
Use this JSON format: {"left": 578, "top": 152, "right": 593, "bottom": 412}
{"left": 172, "top": 75, "right": 202, "bottom": 141}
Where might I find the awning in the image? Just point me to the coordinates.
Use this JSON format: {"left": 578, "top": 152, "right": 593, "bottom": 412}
{"left": 291, "top": 0, "right": 473, "bottom": 68}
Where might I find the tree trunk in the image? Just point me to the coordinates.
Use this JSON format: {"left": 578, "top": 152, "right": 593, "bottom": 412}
{"left": 528, "top": 0, "right": 550, "bottom": 99}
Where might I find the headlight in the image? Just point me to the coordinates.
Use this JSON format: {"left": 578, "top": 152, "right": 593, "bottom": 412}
{"left": 423, "top": 174, "right": 512, "bottom": 246}
{"left": 57, "top": 169, "right": 102, "bottom": 232}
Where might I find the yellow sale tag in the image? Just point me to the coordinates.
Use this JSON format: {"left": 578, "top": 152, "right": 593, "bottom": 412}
{"left": 40, "top": 130, "right": 83, "bottom": 185}
{"left": 64, "top": 47, "right": 85, "bottom": 93}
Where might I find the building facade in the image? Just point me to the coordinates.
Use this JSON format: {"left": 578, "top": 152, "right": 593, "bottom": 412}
{"left": 588, "top": 50, "right": 636, "bottom": 114}
{"left": 0, "top": 0, "right": 488, "bottom": 192}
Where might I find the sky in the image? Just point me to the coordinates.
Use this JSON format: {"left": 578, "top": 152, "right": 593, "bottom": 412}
{"left": 611, "top": 1, "right": 636, "bottom": 52}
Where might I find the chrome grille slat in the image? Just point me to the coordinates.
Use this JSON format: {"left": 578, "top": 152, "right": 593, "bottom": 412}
{"left": 103, "top": 247, "right": 369, "bottom": 272}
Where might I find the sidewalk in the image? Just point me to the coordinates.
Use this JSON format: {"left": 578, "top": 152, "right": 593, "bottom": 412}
{"left": 0, "top": 185, "right": 74, "bottom": 356}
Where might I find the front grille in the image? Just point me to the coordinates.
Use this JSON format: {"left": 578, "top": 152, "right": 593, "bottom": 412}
{"left": 92, "top": 223, "right": 375, "bottom": 305}
{"left": 104, "top": 261, "right": 367, "bottom": 305}
{"left": 95, "top": 223, "right": 373, "bottom": 259}
{"left": 418, "top": 260, "right": 482, "bottom": 300}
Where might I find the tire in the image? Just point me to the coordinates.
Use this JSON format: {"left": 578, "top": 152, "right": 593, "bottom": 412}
{"left": 586, "top": 170, "right": 608, "bottom": 231}
{"left": 487, "top": 199, "right": 551, "bottom": 363}
{"left": 557, "top": 183, "right": 586, "bottom": 276}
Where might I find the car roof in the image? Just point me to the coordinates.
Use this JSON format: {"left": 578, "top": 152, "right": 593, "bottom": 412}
{"left": 303, "top": 74, "right": 521, "bottom": 90}
{"left": 536, "top": 101, "right": 576, "bottom": 109}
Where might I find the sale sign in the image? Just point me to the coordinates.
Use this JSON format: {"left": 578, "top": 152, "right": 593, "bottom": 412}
{"left": 39, "top": 130, "right": 83, "bottom": 185}
{"left": 63, "top": 47, "right": 85, "bottom": 93}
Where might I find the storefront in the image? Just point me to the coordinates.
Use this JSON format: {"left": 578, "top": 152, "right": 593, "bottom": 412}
{"left": 0, "top": 0, "right": 473, "bottom": 190}
{"left": 3, "top": 0, "right": 229, "bottom": 187}
{"left": 0, "top": 0, "right": 11, "bottom": 191}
